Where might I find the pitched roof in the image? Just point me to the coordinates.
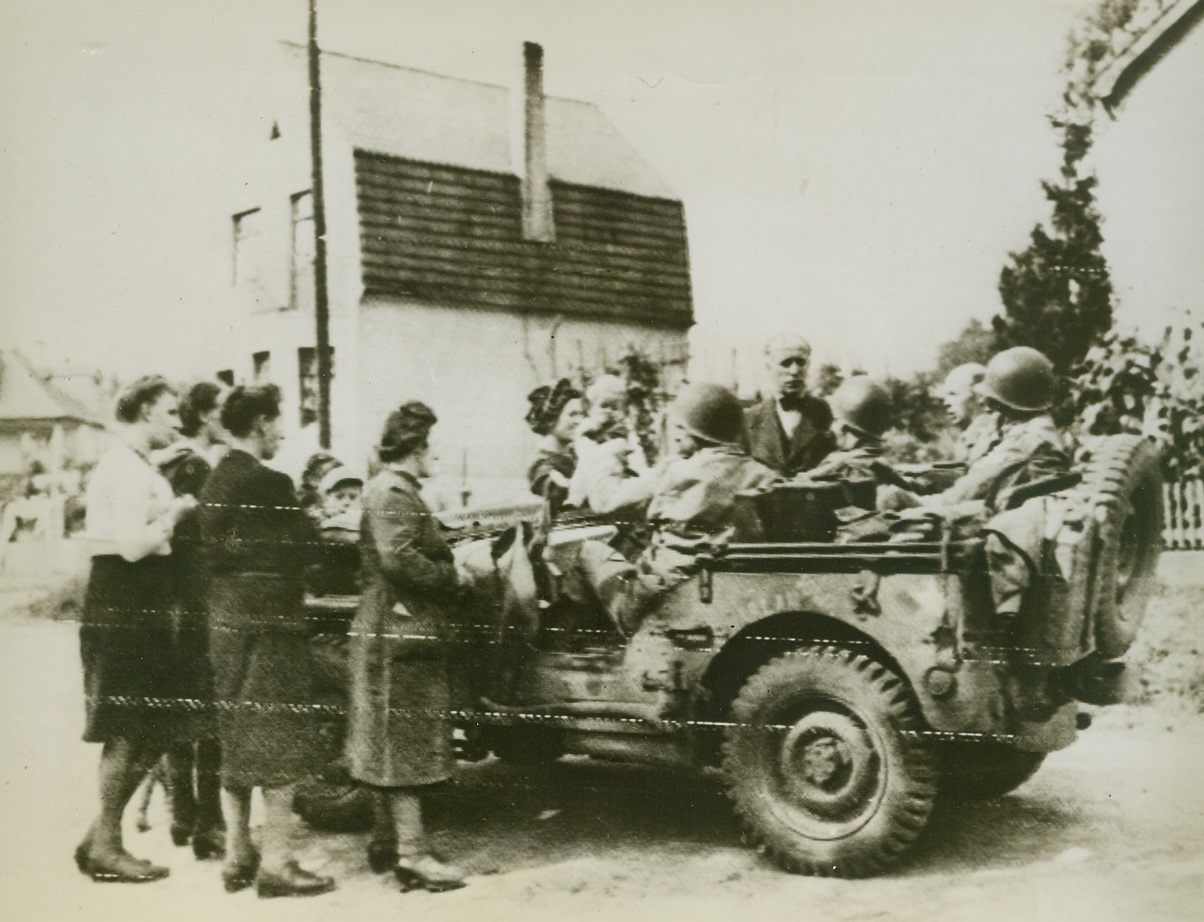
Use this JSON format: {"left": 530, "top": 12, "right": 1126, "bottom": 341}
{"left": 0, "top": 352, "right": 104, "bottom": 427}
{"left": 356, "top": 152, "right": 693, "bottom": 326}
{"left": 280, "top": 43, "right": 675, "bottom": 199}
{"left": 1095, "top": 0, "right": 1204, "bottom": 112}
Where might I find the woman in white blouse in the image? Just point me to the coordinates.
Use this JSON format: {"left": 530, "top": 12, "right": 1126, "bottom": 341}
{"left": 75, "top": 377, "right": 197, "bottom": 883}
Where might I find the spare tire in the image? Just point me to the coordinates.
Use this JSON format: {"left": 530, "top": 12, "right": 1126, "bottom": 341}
{"left": 1076, "top": 435, "right": 1164, "bottom": 658}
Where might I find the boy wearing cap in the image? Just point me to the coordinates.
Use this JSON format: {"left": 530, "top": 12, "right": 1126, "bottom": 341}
{"left": 317, "top": 467, "right": 364, "bottom": 534}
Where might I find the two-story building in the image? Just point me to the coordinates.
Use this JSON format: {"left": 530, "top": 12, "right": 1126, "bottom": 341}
{"left": 226, "top": 41, "right": 693, "bottom": 505}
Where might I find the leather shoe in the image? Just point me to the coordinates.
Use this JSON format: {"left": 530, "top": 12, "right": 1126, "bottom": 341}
{"left": 367, "top": 839, "right": 398, "bottom": 874}
{"left": 394, "top": 854, "right": 466, "bottom": 893}
{"left": 73, "top": 839, "right": 92, "bottom": 875}
{"left": 192, "top": 827, "right": 226, "bottom": 861}
{"left": 222, "top": 848, "right": 261, "bottom": 893}
{"left": 256, "top": 860, "right": 336, "bottom": 899}
{"left": 87, "top": 851, "right": 170, "bottom": 883}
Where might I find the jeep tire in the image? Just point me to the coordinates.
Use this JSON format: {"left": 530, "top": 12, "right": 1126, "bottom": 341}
{"left": 1077, "top": 435, "right": 1163, "bottom": 658}
{"left": 722, "top": 645, "right": 938, "bottom": 877}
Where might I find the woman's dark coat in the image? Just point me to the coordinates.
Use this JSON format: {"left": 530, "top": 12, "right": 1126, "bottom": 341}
{"left": 345, "top": 467, "right": 458, "bottom": 788}
{"left": 197, "top": 449, "right": 329, "bottom": 788}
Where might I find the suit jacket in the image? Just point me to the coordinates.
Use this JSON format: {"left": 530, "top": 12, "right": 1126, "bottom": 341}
{"left": 742, "top": 395, "right": 837, "bottom": 477}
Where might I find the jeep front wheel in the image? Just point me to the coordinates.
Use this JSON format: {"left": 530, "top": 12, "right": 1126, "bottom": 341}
{"left": 722, "top": 645, "right": 938, "bottom": 877}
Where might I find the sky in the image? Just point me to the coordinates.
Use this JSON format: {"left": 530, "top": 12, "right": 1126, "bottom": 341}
{"left": 1, "top": 0, "right": 1193, "bottom": 382}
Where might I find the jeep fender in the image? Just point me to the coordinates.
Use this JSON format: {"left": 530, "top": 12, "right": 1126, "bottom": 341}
{"left": 641, "top": 570, "right": 1010, "bottom": 740}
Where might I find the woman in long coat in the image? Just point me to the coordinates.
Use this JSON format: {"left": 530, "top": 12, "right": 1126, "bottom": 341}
{"left": 346, "top": 401, "right": 467, "bottom": 893}
{"left": 198, "top": 385, "right": 335, "bottom": 899}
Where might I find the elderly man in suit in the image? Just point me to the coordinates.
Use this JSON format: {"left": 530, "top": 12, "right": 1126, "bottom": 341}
{"left": 742, "top": 333, "right": 836, "bottom": 477}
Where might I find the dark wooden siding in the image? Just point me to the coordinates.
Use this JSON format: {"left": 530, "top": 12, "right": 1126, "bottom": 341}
{"left": 356, "top": 151, "right": 693, "bottom": 327}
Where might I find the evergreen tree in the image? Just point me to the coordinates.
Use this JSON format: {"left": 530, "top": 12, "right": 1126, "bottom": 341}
{"left": 995, "top": 116, "right": 1113, "bottom": 374}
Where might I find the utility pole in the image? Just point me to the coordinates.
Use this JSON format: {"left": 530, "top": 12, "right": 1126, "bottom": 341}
{"left": 308, "top": 0, "right": 333, "bottom": 448}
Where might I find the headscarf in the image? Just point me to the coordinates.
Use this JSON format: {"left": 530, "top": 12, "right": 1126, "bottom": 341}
{"left": 525, "top": 379, "right": 581, "bottom": 436}
{"left": 378, "top": 401, "right": 438, "bottom": 461}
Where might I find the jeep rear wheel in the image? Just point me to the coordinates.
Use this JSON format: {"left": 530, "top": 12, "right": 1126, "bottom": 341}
{"left": 1077, "top": 435, "right": 1163, "bottom": 658}
{"left": 936, "top": 739, "right": 1045, "bottom": 799}
{"left": 722, "top": 645, "right": 938, "bottom": 877}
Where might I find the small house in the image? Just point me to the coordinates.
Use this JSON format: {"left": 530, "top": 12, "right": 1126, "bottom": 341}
{"left": 226, "top": 42, "right": 694, "bottom": 504}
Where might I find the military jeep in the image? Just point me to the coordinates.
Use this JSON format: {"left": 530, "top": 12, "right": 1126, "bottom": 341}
{"left": 300, "top": 434, "right": 1163, "bottom": 878}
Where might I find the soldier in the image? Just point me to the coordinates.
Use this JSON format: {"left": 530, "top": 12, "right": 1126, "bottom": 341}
{"left": 937, "top": 362, "right": 1001, "bottom": 465}
{"left": 571, "top": 382, "right": 778, "bottom": 634}
{"left": 936, "top": 347, "right": 1073, "bottom": 513}
{"left": 799, "top": 376, "right": 920, "bottom": 512}
{"left": 742, "top": 334, "right": 837, "bottom": 477}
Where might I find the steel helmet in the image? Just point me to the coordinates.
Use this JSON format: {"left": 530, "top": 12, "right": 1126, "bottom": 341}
{"left": 830, "top": 376, "right": 892, "bottom": 439}
{"left": 975, "top": 347, "right": 1056, "bottom": 412}
{"left": 670, "top": 382, "right": 744, "bottom": 445}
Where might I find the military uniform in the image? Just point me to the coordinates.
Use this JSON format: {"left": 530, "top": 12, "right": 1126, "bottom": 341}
{"left": 573, "top": 445, "right": 779, "bottom": 633}
{"left": 939, "top": 414, "right": 1073, "bottom": 512}
{"left": 957, "top": 412, "right": 1003, "bottom": 466}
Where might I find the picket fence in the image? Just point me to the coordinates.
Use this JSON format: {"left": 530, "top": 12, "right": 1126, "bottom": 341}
{"left": 1164, "top": 478, "right": 1204, "bottom": 550}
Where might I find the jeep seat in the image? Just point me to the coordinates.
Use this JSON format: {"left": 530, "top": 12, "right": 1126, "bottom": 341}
{"left": 732, "top": 482, "right": 847, "bottom": 543}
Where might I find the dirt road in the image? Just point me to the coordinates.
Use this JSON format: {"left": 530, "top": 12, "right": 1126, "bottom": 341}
{"left": 2, "top": 618, "right": 1202, "bottom": 922}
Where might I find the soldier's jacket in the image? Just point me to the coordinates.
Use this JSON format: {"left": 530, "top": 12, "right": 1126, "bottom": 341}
{"left": 570, "top": 445, "right": 778, "bottom": 633}
{"left": 800, "top": 440, "right": 923, "bottom": 511}
{"left": 584, "top": 444, "right": 779, "bottom": 538}
{"left": 958, "top": 412, "right": 1003, "bottom": 465}
{"left": 939, "top": 414, "right": 1073, "bottom": 512}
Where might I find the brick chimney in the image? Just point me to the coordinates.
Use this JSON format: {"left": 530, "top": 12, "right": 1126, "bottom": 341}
{"left": 521, "top": 42, "right": 554, "bottom": 242}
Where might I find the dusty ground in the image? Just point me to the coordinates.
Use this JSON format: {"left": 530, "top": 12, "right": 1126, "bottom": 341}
{"left": 2, "top": 563, "right": 1203, "bottom": 922}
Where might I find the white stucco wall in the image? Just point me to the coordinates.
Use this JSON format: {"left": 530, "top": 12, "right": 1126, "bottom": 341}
{"left": 1093, "top": 19, "right": 1204, "bottom": 338}
{"left": 227, "top": 65, "right": 366, "bottom": 479}
{"left": 356, "top": 297, "right": 689, "bottom": 508}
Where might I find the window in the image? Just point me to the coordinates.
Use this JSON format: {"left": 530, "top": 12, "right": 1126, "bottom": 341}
{"left": 298, "top": 346, "right": 334, "bottom": 428}
{"left": 290, "top": 191, "right": 315, "bottom": 311}
{"left": 252, "top": 351, "right": 271, "bottom": 382}
{"left": 232, "top": 208, "right": 263, "bottom": 289}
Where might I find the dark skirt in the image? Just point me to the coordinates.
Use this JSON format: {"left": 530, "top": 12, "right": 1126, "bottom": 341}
{"left": 171, "top": 527, "right": 219, "bottom": 740}
{"left": 207, "top": 574, "right": 334, "bottom": 788}
{"left": 80, "top": 554, "right": 184, "bottom": 745}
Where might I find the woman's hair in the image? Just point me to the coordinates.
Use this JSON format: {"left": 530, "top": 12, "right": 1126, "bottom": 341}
{"left": 378, "top": 401, "right": 437, "bottom": 463}
{"left": 177, "top": 381, "right": 224, "bottom": 437}
{"left": 220, "top": 384, "right": 282, "bottom": 438}
{"left": 115, "top": 376, "right": 174, "bottom": 424}
{"left": 300, "top": 451, "right": 342, "bottom": 510}
{"left": 525, "top": 379, "right": 582, "bottom": 436}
